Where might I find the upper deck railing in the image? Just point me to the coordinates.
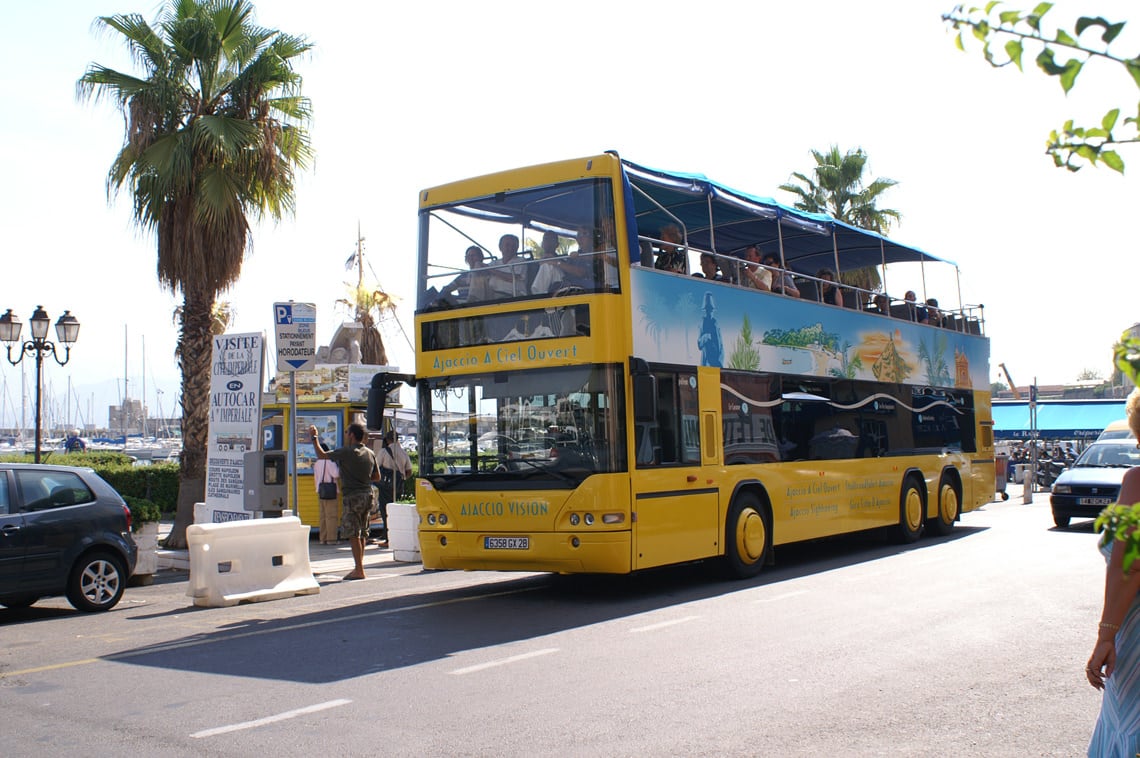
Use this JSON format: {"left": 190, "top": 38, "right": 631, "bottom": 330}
{"left": 641, "top": 237, "right": 985, "bottom": 336}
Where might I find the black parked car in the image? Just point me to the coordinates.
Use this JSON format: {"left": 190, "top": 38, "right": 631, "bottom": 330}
{"left": 0, "top": 463, "right": 138, "bottom": 612}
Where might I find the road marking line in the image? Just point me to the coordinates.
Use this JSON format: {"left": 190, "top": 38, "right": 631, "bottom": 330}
{"left": 755, "top": 591, "right": 808, "bottom": 603}
{"left": 449, "top": 648, "right": 559, "bottom": 675}
{"left": 190, "top": 699, "right": 352, "bottom": 739}
{"left": 0, "top": 658, "right": 100, "bottom": 678}
{"left": 629, "top": 615, "right": 700, "bottom": 633}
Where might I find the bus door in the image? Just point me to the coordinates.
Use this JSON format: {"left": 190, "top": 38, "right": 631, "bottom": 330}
{"left": 631, "top": 368, "right": 719, "bottom": 569}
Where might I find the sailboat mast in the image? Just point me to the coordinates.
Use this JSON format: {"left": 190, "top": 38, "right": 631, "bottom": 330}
{"left": 142, "top": 335, "right": 146, "bottom": 438}
{"left": 123, "top": 325, "right": 128, "bottom": 439}
{"left": 357, "top": 221, "right": 365, "bottom": 289}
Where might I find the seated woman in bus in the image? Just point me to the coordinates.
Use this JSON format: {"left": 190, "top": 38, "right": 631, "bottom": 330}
{"left": 737, "top": 245, "right": 771, "bottom": 291}
{"left": 653, "top": 223, "right": 687, "bottom": 273}
{"left": 762, "top": 252, "right": 800, "bottom": 297}
{"left": 440, "top": 245, "right": 490, "bottom": 302}
{"left": 869, "top": 292, "right": 890, "bottom": 314}
{"left": 817, "top": 268, "right": 843, "bottom": 306}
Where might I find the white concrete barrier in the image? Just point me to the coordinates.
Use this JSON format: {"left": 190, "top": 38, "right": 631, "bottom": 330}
{"left": 387, "top": 503, "right": 421, "bottom": 563}
{"left": 186, "top": 516, "right": 319, "bottom": 607}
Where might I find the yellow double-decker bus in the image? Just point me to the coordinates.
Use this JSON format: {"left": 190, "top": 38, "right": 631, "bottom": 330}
{"left": 413, "top": 153, "right": 994, "bottom": 577}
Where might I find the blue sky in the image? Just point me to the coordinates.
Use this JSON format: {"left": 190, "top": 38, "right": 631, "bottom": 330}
{"left": 0, "top": 0, "right": 1135, "bottom": 430}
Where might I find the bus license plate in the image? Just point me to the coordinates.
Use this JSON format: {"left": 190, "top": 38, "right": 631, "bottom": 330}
{"left": 1078, "top": 497, "right": 1114, "bottom": 506}
{"left": 485, "top": 536, "right": 529, "bottom": 550}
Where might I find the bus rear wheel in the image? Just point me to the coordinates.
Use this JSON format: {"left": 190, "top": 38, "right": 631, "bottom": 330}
{"left": 897, "top": 478, "right": 925, "bottom": 543}
{"left": 724, "top": 492, "right": 769, "bottom": 579}
{"left": 929, "top": 479, "right": 960, "bottom": 536}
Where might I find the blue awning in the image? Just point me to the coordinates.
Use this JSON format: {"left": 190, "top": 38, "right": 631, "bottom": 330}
{"left": 992, "top": 401, "right": 1126, "bottom": 440}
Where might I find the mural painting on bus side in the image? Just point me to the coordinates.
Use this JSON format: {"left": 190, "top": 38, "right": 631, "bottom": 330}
{"left": 631, "top": 267, "right": 986, "bottom": 390}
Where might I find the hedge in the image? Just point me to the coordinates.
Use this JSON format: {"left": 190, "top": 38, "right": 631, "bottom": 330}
{"left": 0, "top": 453, "right": 180, "bottom": 513}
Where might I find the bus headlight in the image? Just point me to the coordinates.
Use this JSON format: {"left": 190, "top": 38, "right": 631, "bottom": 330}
{"left": 439, "top": 513, "right": 448, "bottom": 525}
{"left": 427, "top": 513, "right": 437, "bottom": 525}
{"left": 584, "top": 513, "right": 595, "bottom": 526}
{"left": 569, "top": 513, "right": 580, "bottom": 526}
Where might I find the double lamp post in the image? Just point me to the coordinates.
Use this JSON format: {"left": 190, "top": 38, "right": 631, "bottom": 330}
{"left": 0, "top": 306, "right": 81, "bottom": 464}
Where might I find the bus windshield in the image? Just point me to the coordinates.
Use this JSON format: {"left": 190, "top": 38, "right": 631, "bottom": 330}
{"left": 418, "top": 364, "right": 627, "bottom": 489}
{"left": 419, "top": 177, "right": 618, "bottom": 313}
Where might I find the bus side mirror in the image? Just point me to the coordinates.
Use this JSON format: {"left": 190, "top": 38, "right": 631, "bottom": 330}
{"left": 633, "top": 374, "right": 657, "bottom": 424}
{"left": 367, "top": 372, "right": 416, "bottom": 430}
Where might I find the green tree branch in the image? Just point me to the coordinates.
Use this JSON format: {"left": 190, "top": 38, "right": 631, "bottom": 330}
{"left": 944, "top": 2, "right": 1139, "bottom": 172}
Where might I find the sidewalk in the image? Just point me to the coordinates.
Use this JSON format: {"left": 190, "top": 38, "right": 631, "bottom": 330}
{"left": 154, "top": 522, "right": 406, "bottom": 579}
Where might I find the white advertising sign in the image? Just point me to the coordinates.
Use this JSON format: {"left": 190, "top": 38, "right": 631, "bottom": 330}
{"left": 274, "top": 302, "right": 316, "bottom": 372}
{"left": 203, "top": 332, "right": 265, "bottom": 522}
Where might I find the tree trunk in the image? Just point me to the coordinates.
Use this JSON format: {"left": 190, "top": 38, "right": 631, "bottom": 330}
{"left": 359, "top": 315, "right": 388, "bottom": 366}
{"left": 163, "top": 287, "right": 215, "bottom": 549}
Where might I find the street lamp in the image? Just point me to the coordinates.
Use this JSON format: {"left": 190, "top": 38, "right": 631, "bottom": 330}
{"left": 0, "top": 306, "right": 80, "bottom": 463}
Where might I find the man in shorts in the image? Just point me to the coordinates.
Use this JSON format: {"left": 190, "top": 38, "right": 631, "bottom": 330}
{"left": 310, "top": 422, "right": 379, "bottom": 580}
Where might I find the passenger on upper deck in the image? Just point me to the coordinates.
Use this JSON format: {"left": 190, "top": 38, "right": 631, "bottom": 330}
{"left": 737, "top": 245, "right": 771, "bottom": 291}
{"left": 817, "top": 268, "right": 843, "bottom": 307}
{"left": 653, "top": 224, "right": 687, "bottom": 274}
{"left": 925, "top": 297, "right": 943, "bottom": 327}
{"left": 440, "top": 245, "right": 489, "bottom": 302}
{"left": 697, "top": 252, "right": 729, "bottom": 282}
{"left": 763, "top": 252, "right": 800, "bottom": 298}
{"left": 532, "top": 230, "right": 591, "bottom": 294}
{"left": 487, "top": 234, "right": 528, "bottom": 297}
{"left": 904, "top": 291, "right": 928, "bottom": 323}
{"left": 870, "top": 293, "right": 890, "bottom": 315}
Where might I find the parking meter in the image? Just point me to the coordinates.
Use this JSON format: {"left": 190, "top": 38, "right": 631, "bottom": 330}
{"left": 244, "top": 450, "right": 288, "bottom": 512}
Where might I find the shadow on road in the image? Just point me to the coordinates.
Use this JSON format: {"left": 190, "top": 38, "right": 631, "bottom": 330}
{"left": 61, "top": 522, "right": 991, "bottom": 684}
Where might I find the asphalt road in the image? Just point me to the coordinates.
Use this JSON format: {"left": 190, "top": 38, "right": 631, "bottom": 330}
{"left": 0, "top": 484, "right": 1110, "bottom": 757}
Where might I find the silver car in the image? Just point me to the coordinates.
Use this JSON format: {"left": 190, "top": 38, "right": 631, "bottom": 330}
{"left": 0, "top": 463, "right": 138, "bottom": 612}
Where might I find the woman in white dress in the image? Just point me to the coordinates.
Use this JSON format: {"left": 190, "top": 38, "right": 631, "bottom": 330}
{"left": 1086, "top": 387, "right": 1140, "bottom": 757}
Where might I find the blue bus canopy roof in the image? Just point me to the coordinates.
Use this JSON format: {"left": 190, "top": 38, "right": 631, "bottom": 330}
{"left": 620, "top": 157, "right": 956, "bottom": 275}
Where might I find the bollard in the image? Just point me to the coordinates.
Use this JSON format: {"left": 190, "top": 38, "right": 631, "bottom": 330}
{"left": 387, "top": 503, "right": 421, "bottom": 563}
{"left": 186, "top": 516, "right": 319, "bottom": 607}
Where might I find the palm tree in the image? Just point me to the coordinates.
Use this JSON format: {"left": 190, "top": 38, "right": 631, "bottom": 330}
{"left": 172, "top": 301, "right": 235, "bottom": 341}
{"left": 779, "top": 146, "right": 901, "bottom": 292}
{"left": 78, "top": 0, "right": 312, "bottom": 548}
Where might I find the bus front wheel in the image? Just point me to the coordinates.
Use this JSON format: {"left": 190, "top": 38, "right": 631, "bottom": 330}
{"left": 724, "top": 492, "right": 769, "bottom": 579}
{"left": 897, "top": 478, "right": 925, "bottom": 543}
